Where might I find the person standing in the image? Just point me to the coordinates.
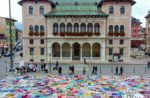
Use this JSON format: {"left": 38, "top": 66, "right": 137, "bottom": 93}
{"left": 56, "top": 61, "right": 59, "bottom": 69}
{"left": 119, "top": 66, "right": 123, "bottom": 76}
{"left": 58, "top": 66, "right": 62, "bottom": 75}
{"left": 115, "top": 66, "right": 118, "bottom": 76}
{"left": 72, "top": 65, "right": 75, "bottom": 75}
{"left": 95, "top": 66, "right": 97, "bottom": 75}
{"left": 26, "top": 64, "right": 30, "bottom": 72}
{"left": 69, "top": 66, "right": 72, "bottom": 75}
{"left": 41, "top": 63, "right": 44, "bottom": 71}
{"left": 29, "top": 63, "right": 32, "bottom": 72}
{"left": 83, "top": 66, "right": 86, "bottom": 75}
{"left": 148, "top": 61, "right": 150, "bottom": 69}
{"left": 84, "top": 58, "right": 87, "bottom": 65}
{"left": 45, "top": 65, "right": 48, "bottom": 73}
{"left": 92, "top": 65, "right": 95, "bottom": 75}
{"left": 43, "top": 63, "right": 46, "bottom": 71}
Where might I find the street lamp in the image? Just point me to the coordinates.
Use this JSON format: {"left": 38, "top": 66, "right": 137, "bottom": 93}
{"left": 8, "top": 0, "right": 15, "bottom": 72}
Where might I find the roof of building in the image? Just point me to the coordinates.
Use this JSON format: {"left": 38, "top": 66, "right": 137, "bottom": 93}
{"left": 145, "top": 14, "right": 150, "bottom": 18}
{"left": 131, "top": 16, "right": 142, "bottom": 24}
{"left": 44, "top": 0, "right": 109, "bottom": 17}
{"left": 18, "top": 0, "right": 50, "bottom": 5}
{"left": 0, "top": 17, "right": 17, "bottom": 22}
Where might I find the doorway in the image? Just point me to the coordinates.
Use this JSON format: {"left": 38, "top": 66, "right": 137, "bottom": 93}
{"left": 73, "top": 43, "right": 80, "bottom": 60}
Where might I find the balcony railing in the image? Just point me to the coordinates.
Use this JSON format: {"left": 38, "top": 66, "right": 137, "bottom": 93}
{"left": 53, "top": 32, "right": 101, "bottom": 37}
{"left": 108, "top": 32, "right": 125, "bottom": 37}
{"left": 29, "top": 32, "right": 45, "bottom": 37}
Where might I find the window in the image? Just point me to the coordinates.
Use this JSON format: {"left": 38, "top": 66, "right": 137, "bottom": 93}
{"left": 133, "top": 24, "right": 136, "bottom": 27}
{"left": 40, "top": 6, "right": 44, "bottom": 14}
{"left": 109, "top": 48, "right": 113, "bottom": 55}
{"left": 120, "top": 25, "right": 124, "bottom": 33}
{"left": 87, "top": 23, "right": 93, "bottom": 33}
{"left": 115, "top": 25, "right": 119, "bottom": 32}
{"left": 60, "top": 23, "right": 65, "bottom": 32}
{"left": 35, "top": 25, "right": 39, "bottom": 32}
{"left": 149, "top": 19, "right": 150, "bottom": 24}
{"left": 81, "top": 23, "right": 86, "bottom": 32}
{"left": 40, "top": 48, "right": 44, "bottom": 55}
{"left": 67, "top": 23, "right": 72, "bottom": 32}
{"left": 109, "top": 6, "right": 114, "bottom": 14}
{"left": 40, "top": 39, "right": 44, "bottom": 44}
{"left": 30, "top": 39, "right": 34, "bottom": 44}
{"left": 40, "top": 25, "right": 44, "bottom": 32}
{"left": 109, "top": 39, "right": 113, "bottom": 45}
{"left": 35, "top": 1, "right": 38, "bottom": 4}
{"left": 133, "top": 30, "right": 136, "bottom": 33}
{"left": 0, "top": 41, "right": 1, "bottom": 44}
{"left": 109, "top": 25, "right": 113, "bottom": 32}
{"left": 29, "top": 25, "right": 33, "bottom": 33}
{"left": 120, "top": 39, "right": 124, "bottom": 44}
{"left": 94, "top": 23, "right": 100, "bottom": 33}
{"left": 30, "top": 48, "right": 34, "bottom": 55}
{"left": 74, "top": 23, "right": 79, "bottom": 32}
{"left": 116, "top": 1, "right": 119, "bottom": 4}
{"left": 120, "top": 6, "right": 125, "bottom": 14}
{"left": 119, "top": 48, "right": 124, "bottom": 55}
{"left": 53, "top": 23, "right": 58, "bottom": 32}
{"left": 29, "top": 6, "right": 33, "bottom": 14}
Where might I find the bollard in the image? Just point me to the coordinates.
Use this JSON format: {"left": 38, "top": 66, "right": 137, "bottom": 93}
{"left": 111, "top": 67, "right": 113, "bottom": 73}
{"left": 145, "top": 67, "right": 146, "bottom": 74}
{"left": 39, "top": 67, "right": 40, "bottom": 73}
{"left": 6, "top": 67, "right": 7, "bottom": 73}
{"left": 134, "top": 67, "right": 135, "bottom": 73}
{"left": 100, "top": 67, "right": 101, "bottom": 73}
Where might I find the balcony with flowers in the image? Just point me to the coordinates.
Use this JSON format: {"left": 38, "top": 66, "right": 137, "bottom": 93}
{"left": 28, "top": 32, "right": 45, "bottom": 37}
{"left": 108, "top": 32, "right": 125, "bottom": 37}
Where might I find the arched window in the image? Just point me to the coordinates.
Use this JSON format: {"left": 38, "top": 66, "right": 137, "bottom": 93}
{"left": 120, "top": 6, "right": 125, "bottom": 14}
{"left": 40, "top": 25, "right": 44, "bottom": 32}
{"left": 29, "top": 25, "right": 33, "bottom": 33}
{"left": 149, "top": 19, "right": 150, "bottom": 23}
{"left": 109, "top": 6, "right": 114, "bottom": 14}
{"left": 60, "top": 23, "right": 65, "bottom": 33}
{"left": 109, "top": 25, "right": 113, "bottom": 32}
{"left": 74, "top": 23, "right": 79, "bottom": 32}
{"left": 67, "top": 23, "right": 72, "bottom": 32}
{"left": 115, "top": 25, "right": 119, "bottom": 32}
{"left": 29, "top": 6, "right": 33, "bottom": 14}
{"left": 40, "top": 6, "right": 44, "bottom": 14}
{"left": 35, "top": 25, "right": 39, "bottom": 32}
{"left": 120, "top": 25, "right": 124, "bottom": 33}
{"left": 81, "top": 23, "right": 86, "bottom": 32}
{"left": 53, "top": 23, "right": 58, "bottom": 32}
{"left": 87, "top": 23, "right": 93, "bottom": 33}
{"left": 94, "top": 23, "right": 100, "bottom": 33}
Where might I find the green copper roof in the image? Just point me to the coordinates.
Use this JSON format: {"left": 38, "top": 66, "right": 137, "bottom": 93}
{"left": 44, "top": 0, "right": 108, "bottom": 16}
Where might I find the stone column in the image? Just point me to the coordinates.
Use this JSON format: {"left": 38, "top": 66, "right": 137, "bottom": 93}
{"left": 58, "top": 26, "right": 60, "bottom": 33}
{"left": 80, "top": 47, "right": 82, "bottom": 61}
{"left": 101, "top": 47, "right": 106, "bottom": 61}
{"left": 60, "top": 47, "right": 62, "bottom": 61}
{"left": 70, "top": 47, "right": 72, "bottom": 61}
{"left": 91, "top": 47, "right": 92, "bottom": 61}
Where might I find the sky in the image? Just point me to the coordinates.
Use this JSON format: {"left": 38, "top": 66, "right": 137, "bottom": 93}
{"left": 0, "top": 0, "right": 149, "bottom": 28}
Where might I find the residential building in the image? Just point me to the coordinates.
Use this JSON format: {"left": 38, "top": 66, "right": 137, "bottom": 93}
{"left": 138, "top": 27, "right": 145, "bottom": 39}
{"left": 145, "top": 11, "right": 150, "bottom": 55}
{"left": 131, "top": 16, "right": 142, "bottom": 40}
{"left": 0, "top": 17, "right": 17, "bottom": 53}
{"left": 18, "top": 0, "right": 136, "bottom": 63}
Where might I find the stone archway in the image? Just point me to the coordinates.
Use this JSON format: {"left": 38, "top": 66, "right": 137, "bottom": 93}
{"left": 92, "top": 43, "right": 101, "bottom": 60}
{"left": 52, "top": 43, "right": 60, "bottom": 58}
{"left": 82, "top": 43, "right": 91, "bottom": 58}
{"left": 72, "top": 43, "right": 80, "bottom": 60}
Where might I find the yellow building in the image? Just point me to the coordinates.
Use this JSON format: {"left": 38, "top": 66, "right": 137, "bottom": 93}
{"left": 0, "top": 17, "right": 17, "bottom": 53}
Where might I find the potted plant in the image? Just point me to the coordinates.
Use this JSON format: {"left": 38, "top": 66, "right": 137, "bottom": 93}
{"left": 60, "top": 33, "right": 65, "bottom": 37}
{"left": 120, "top": 33, "right": 125, "bottom": 37}
{"left": 108, "top": 32, "right": 113, "bottom": 36}
{"left": 114, "top": 32, "right": 119, "bottom": 36}
{"left": 94, "top": 32, "right": 101, "bottom": 36}
{"left": 29, "top": 33, "right": 34, "bottom": 36}
{"left": 34, "top": 32, "right": 39, "bottom": 36}
{"left": 53, "top": 32, "right": 58, "bottom": 36}
{"left": 16, "top": 67, "right": 20, "bottom": 73}
{"left": 40, "top": 32, "right": 45, "bottom": 36}
{"left": 87, "top": 32, "right": 93, "bottom": 36}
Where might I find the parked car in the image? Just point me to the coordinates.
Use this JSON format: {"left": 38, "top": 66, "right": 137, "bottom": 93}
{"left": 16, "top": 46, "right": 22, "bottom": 51}
{"left": 140, "top": 44, "right": 145, "bottom": 51}
{"left": 20, "top": 52, "right": 23, "bottom": 57}
{"left": 4, "top": 52, "right": 14, "bottom": 57}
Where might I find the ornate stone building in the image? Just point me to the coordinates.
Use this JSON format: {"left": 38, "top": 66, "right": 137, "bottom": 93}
{"left": 18, "top": 0, "right": 136, "bottom": 63}
{"left": 145, "top": 11, "right": 150, "bottom": 55}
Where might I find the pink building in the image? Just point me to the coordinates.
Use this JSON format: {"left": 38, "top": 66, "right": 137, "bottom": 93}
{"left": 131, "top": 17, "right": 142, "bottom": 39}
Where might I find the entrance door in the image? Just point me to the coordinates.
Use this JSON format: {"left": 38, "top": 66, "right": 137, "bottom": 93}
{"left": 74, "top": 43, "right": 80, "bottom": 56}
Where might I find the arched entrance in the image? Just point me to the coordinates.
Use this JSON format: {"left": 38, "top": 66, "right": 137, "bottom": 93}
{"left": 52, "top": 43, "right": 60, "bottom": 60}
{"left": 92, "top": 43, "right": 101, "bottom": 60}
{"left": 73, "top": 43, "right": 80, "bottom": 60}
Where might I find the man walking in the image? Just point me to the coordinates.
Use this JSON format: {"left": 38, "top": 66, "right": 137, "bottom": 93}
{"left": 84, "top": 58, "right": 87, "bottom": 65}
{"left": 147, "top": 61, "right": 150, "bottom": 69}
{"left": 58, "top": 66, "right": 62, "bottom": 75}
{"left": 41, "top": 62, "right": 44, "bottom": 71}
{"left": 119, "top": 66, "right": 123, "bottom": 76}
{"left": 92, "top": 65, "right": 95, "bottom": 75}
{"left": 72, "top": 65, "right": 75, "bottom": 75}
{"left": 29, "top": 63, "right": 32, "bottom": 72}
{"left": 95, "top": 66, "right": 97, "bottom": 75}
{"left": 43, "top": 63, "right": 46, "bottom": 71}
{"left": 115, "top": 66, "right": 118, "bottom": 76}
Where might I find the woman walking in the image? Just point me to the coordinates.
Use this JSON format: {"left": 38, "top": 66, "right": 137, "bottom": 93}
{"left": 83, "top": 66, "right": 86, "bottom": 75}
{"left": 69, "top": 66, "right": 72, "bottom": 75}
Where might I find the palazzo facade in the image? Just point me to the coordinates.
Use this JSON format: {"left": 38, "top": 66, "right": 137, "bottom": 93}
{"left": 19, "top": 0, "right": 136, "bottom": 63}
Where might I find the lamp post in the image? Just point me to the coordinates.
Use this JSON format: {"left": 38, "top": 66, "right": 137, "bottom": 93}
{"left": 8, "top": 0, "right": 15, "bottom": 72}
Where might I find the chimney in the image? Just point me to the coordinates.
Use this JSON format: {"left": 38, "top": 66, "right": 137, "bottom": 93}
{"left": 148, "top": 11, "right": 150, "bottom": 14}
